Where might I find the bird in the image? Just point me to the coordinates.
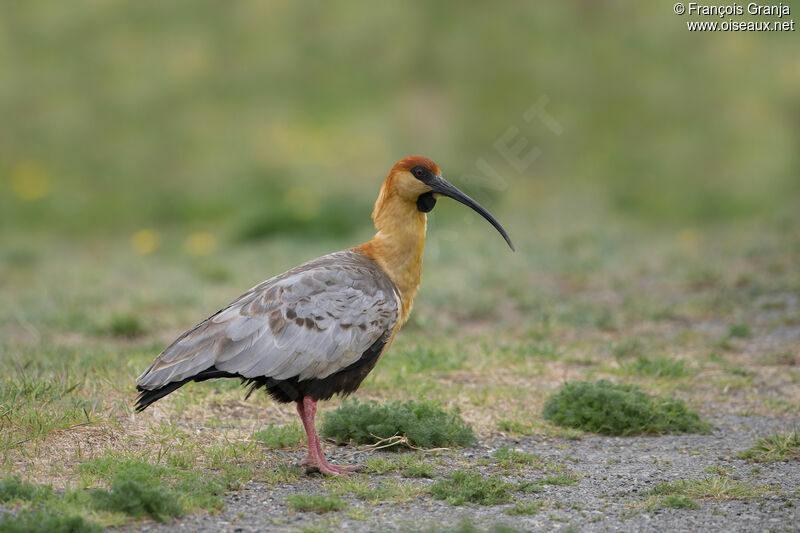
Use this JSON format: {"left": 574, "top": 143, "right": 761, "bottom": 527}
{"left": 135, "top": 155, "right": 514, "bottom": 475}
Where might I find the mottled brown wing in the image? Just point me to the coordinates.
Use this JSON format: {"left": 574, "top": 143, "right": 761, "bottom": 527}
{"left": 136, "top": 250, "right": 399, "bottom": 391}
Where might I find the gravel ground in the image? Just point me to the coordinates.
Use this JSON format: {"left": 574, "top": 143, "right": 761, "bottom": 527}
{"left": 121, "top": 414, "right": 799, "bottom": 533}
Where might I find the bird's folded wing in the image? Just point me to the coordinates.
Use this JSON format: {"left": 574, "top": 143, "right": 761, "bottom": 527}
{"left": 136, "top": 251, "right": 399, "bottom": 390}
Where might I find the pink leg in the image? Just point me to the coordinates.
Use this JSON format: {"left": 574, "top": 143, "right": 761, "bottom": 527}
{"left": 296, "top": 396, "right": 359, "bottom": 476}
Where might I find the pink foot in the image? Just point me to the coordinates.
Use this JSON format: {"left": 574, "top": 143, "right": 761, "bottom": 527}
{"left": 299, "top": 457, "right": 359, "bottom": 476}
{"left": 329, "top": 463, "right": 360, "bottom": 472}
{"left": 296, "top": 397, "right": 359, "bottom": 476}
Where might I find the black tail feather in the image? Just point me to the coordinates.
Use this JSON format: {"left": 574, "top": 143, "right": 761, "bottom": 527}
{"left": 134, "top": 367, "right": 239, "bottom": 412}
{"left": 135, "top": 334, "right": 389, "bottom": 411}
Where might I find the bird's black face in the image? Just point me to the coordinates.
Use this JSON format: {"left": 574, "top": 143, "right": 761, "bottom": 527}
{"left": 410, "top": 165, "right": 515, "bottom": 251}
{"left": 410, "top": 165, "right": 436, "bottom": 185}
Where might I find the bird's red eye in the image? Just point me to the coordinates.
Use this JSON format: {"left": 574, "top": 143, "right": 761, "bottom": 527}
{"left": 414, "top": 168, "right": 425, "bottom": 178}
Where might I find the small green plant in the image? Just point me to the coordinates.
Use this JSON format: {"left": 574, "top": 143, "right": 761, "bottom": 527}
{"left": 496, "top": 418, "right": 583, "bottom": 440}
{"left": 0, "top": 477, "right": 52, "bottom": 503}
{"left": 0, "top": 510, "right": 102, "bottom": 533}
{"left": 516, "top": 481, "right": 545, "bottom": 494}
{"left": 107, "top": 313, "right": 144, "bottom": 337}
{"left": 539, "top": 474, "right": 578, "bottom": 486}
{"left": 542, "top": 380, "right": 711, "bottom": 436}
{"left": 492, "top": 447, "right": 540, "bottom": 469}
{"left": 404, "top": 462, "right": 434, "bottom": 478}
{"left": 409, "top": 522, "right": 525, "bottom": 533}
{"left": 364, "top": 456, "right": 399, "bottom": 474}
{"left": 90, "top": 474, "right": 183, "bottom": 522}
{"left": 253, "top": 422, "right": 304, "bottom": 449}
{"left": 612, "top": 338, "right": 645, "bottom": 359}
{"left": 321, "top": 400, "right": 475, "bottom": 449}
{"left": 737, "top": 429, "right": 800, "bottom": 462}
{"left": 726, "top": 322, "right": 752, "bottom": 339}
{"left": 497, "top": 419, "right": 532, "bottom": 435}
{"left": 623, "top": 356, "right": 691, "bottom": 379}
{"left": 79, "top": 457, "right": 231, "bottom": 514}
{"left": 645, "top": 494, "right": 700, "bottom": 511}
{"left": 702, "top": 466, "right": 731, "bottom": 476}
{"left": 357, "top": 478, "right": 422, "bottom": 503}
{"left": 504, "top": 501, "right": 545, "bottom": 515}
{"left": 361, "top": 454, "right": 434, "bottom": 478}
{"left": 515, "top": 473, "right": 577, "bottom": 493}
{"left": 646, "top": 477, "right": 767, "bottom": 502}
{"left": 285, "top": 494, "right": 346, "bottom": 513}
{"left": 428, "top": 470, "right": 513, "bottom": 506}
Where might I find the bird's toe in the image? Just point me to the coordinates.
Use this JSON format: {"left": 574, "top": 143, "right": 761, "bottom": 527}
{"left": 300, "top": 460, "right": 356, "bottom": 476}
{"left": 329, "top": 463, "right": 360, "bottom": 473}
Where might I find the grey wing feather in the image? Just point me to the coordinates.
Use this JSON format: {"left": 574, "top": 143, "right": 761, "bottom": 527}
{"left": 136, "top": 250, "right": 399, "bottom": 391}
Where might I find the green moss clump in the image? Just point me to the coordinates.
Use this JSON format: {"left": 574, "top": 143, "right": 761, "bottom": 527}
{"left": 0, "top": 510, "right": 101, "bottom": 533}
{"left": 321, "top": 400, "right": 475, "bottom": 449}
{"left": 429, "top": 470, "right": 514, "bottom": 506}
{"left": 542, "top": 380, "right": 710, "bottom": 436}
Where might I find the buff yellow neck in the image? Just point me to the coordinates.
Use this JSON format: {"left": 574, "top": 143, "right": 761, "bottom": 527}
{"left": 357, "top": 173, "right": 428, "bottom": 325}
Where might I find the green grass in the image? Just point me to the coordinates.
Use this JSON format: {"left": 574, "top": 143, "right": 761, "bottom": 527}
{"left": 0, "top": 477, "right": 107, "bottom": 530}
{"left": 0, "top": 371, "right": 90, "bottom": 453}
{"left": 539, "top": 474, "right": 578, "bottom": 486}
{"left": 702, "top": 466, "right": 731, "bottom": 476}
{"left": 78, "top": 457, "right": 236, "bottom": 515}
{"left": 737, "top": 429, "right": 800, "bottom": 462}
{"left": 253, "top": 423, "right": 305, "bottom": 449}
{"left": 106, "top": 313, "right": 145, "bottom": 338}
{"left": 325, "top": 476, "right": 422, "bottom": 504}
{"left": 90, "top": 475, "right": 183, "bottom": 522}
{"left": 382, "top": 346, "right": 468, "bottom": 376}
{"left": 645, "top": 477, "right": 769, "bottom": 502}
{"left": 492, "top": 447, "right": 540, "bottom": 469}
{"left": 0, "top": 477, "right": 52, "bottom": 503}
{"left": 645, "top": 494, "right": 700, "bottom": 511}
{"left": 621, "top": 356, "right": 691, "bottom": 379}
{"left": 363, "top": 453, "right": 433, "bottom": 478}
{"left": 727, "top": 322, "right": 752, "bottom": 339}
{"left": 428, "top": 470, "right": 514, "bottom": 506}
{"left": 504, "top": 501, "right": 545, "bottom": 516}
{"left": 237, "top": 193, "right": 370, "bottom": 242}
{"left": 516, "top": 481, "right": 545, "bottom": 494}
{"left": 1, "top": 2, "right": 799, "bottom": 530}
{"left": 403, "top": 462, "right": 434, "bottom": 478}
{"left": 321, "top": 400, "right": 475, "bottom": 449}
{"left": 285, "top": 494, "right": 347, "bottom": 513}
{"left": 542, "top": 380, "right": 711, "bottom": 436}
{"left": 410, "top": 522, "right": 525, "bottom": 533}
{"left": 0, "top": 510, "right": 102, "bottom": 533}
{"left": 496, "top": 419, "right": 584, "bottom": 440}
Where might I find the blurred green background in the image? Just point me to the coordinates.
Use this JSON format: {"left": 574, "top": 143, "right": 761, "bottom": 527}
{"left": 1, "top": 1, "right": 798, "bottom": 244}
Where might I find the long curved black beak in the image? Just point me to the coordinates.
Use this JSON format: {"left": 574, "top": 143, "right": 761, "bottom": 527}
{"left": 429, "top": 176, "right": 515, "bottom": 251}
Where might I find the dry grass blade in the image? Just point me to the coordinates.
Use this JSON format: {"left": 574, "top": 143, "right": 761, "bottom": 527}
{"left": 341, "top": 434, "right": 451, "bottom": 457}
